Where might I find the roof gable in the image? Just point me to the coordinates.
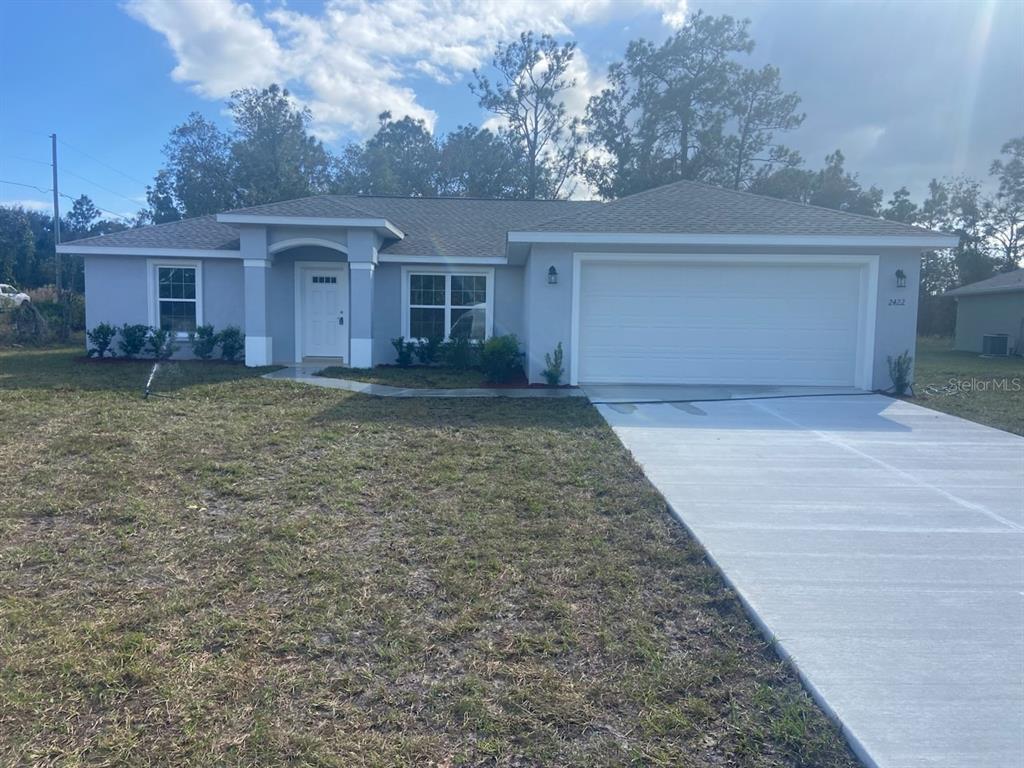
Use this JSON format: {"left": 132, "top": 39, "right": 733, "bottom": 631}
{"left": 945, "top": 269, "right": 1024, "bottom": 297}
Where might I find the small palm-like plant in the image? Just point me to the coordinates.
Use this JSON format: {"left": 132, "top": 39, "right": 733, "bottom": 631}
{"left": 887, "top": 350, "right": 913, "bottom": 396}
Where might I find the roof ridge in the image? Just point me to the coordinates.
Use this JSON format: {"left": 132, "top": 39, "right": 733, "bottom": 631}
{"left": 324, "top": 193, "right": 600, "bottom": 203}
{"left": 668, "top": 178, "right": 938, "bottom": 235}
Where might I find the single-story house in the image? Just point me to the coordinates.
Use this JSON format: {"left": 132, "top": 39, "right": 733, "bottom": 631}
{"left": 57, "top": 180, "right": 956, "bottom": 388}
{"left": 945, "top": 269, "right": 1024, "bottom": 355}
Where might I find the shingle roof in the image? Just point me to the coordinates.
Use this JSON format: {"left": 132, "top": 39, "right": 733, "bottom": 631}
{"left": 60, "top": 180, "right": 951, "bottom": 256}
{"left": 218, "top": 196, "right": 389, "bottom": 220}
{"left": 524, "top": 179, "right": 946, "bottom": 238}
{"left": 61, "top": 215, "right": 240, "bottom": 250}
{"left": 331, "top": 196, "right": 598, "bottom": 257}
{"left": 945, "top": 269, "right": 1024, "bottom": 297}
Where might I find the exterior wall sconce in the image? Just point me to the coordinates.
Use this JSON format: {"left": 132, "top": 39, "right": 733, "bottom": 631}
{"left": 548, "top": 266, "right": 558, "bottom": 285}
{"left": 895, "top": 268, "right": 907, "bottom": 288}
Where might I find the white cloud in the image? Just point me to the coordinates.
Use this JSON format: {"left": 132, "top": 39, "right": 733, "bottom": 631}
{"left": 0, "top": 198, "right": 52, "bottom": 212}
{"left": 123, "top": 0, "right": 686, "bottom": 140}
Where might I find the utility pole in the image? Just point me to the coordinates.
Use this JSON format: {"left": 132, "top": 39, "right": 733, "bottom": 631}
{"left": 51, "top": 133, "right": 69, "bottom": 339}
{"left": 51, "top": 133, "right": 61, "bottom": 291}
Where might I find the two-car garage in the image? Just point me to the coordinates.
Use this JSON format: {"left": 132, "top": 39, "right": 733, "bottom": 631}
{"left": 573, "top": 257, "right": 873, "bottom": 388}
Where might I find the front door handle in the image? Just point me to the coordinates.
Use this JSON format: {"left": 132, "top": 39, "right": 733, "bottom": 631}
{"left": 338, "top": 312, "right": 344, "bottom": 326}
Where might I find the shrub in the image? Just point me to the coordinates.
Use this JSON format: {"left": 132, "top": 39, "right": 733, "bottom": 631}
{"left": 145, "top": 327, "right": 177, "bottom": 359}
{"left": 118, "top": 323, "right": 149, "bottom": 359}
{"left": 542, "top": 342, "right": 564, "bottom": 386}
{"left": 480, "top": 334, "right": 522, "bottom": 383}
{"left": 10, "top": 302, "right": 49, "bottom": 345}
{"left": 219, "top": 326, "right": 245, "bottom": 362}
{"left": 442, "top": 336, "right": 477, "bottom": 371}
{"left": 391, "top": 336, "right": 415, "bottom": 368}
{"left": 87, "top": 322, "right": 117, "bottom": 358}
{"left": 189, "top": 324, "right": 219, "bottom": 359}
{"left": 887, "top": 350, "right": 913, "bottom": 396}
{"left": 414, "top": 335, "right": 442, "bottom": 365}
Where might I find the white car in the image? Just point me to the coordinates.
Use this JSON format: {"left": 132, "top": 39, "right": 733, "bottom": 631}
{"left": 0, "top": 284, "right": 30, "bottom": 309}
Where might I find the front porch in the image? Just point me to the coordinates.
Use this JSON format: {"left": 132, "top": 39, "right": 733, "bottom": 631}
{"left": 239, "top": 225, "right": 384, "bottom": 368}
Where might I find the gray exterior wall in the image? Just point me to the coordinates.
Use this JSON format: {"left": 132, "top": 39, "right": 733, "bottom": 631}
{"left": 521, "top": 244, "right": 925, "bottom": 390}
{"left": 953, "top": 293, "right": 1024, "bottom": 353}
{"left": 83, "top": 254, "right": 243, "bottom": 357}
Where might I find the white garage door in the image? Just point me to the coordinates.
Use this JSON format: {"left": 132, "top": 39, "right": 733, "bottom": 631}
{"left": 577, "top": 260, "right": 864, "bottom": 385}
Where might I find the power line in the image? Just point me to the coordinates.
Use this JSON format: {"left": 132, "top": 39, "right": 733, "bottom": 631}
{"left": 58, "top": 138, "right": 151, "bottom": 187}
{"left": 0, "top": 178, "right": 51, "bottom": 194}
{"left": 61, "top": 166, "right": 144, "bottom": 208}
{"left": 0, "top": 177, "right": 134, "bottom": 222}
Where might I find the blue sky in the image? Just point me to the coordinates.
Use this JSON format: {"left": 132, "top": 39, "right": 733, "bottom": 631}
{"left": 1, "top": 0, "right": 1020, "bottom": 221}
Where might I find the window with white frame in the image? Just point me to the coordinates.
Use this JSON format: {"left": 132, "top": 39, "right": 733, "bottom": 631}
{"left": 406, "top": 270, "right": 490, "bottom": 341}
{"left": 152, "top": 263, "right": 201, "bottom": 335}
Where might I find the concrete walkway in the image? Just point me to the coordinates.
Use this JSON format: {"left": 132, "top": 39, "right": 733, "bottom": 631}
{"left": 263, "top": 365, "right": 585, "bottom": 398}
{"left": 596, "top": 393, "right": 1024, "bottom": 768}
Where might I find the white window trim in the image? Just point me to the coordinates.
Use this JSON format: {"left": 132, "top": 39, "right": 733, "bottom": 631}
{"left": 146, "top": 259, "right": 203, "bottom": 339}
{"left": 400, "top": 266, "right": 494, "bottom": 341}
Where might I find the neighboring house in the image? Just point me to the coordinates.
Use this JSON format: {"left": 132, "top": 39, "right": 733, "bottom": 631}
{"left": 57, "top": 180, "right": 955, "bottom": 388}
{"left": 945, "top": 269, "right": 1024, "bottom": 355}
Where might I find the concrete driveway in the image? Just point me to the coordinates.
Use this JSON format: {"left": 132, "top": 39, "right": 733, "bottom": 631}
{"left": 593, "top": 392, "right": 1024, "bottom": 768}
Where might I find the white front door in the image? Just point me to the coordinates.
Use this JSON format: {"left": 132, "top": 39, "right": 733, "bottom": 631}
{"left": 300, "top": 266, "right": 348, "bottom": 360}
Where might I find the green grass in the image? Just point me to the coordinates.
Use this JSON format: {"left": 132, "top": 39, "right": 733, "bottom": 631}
{"left": 319, "top": 365, "right": 496, "bottom": 389}
{"left": 0, "top": 347, "right": 857, "bottom": 767}
{"left": 910, "top": 336, "right": 1024, "bottom": 435}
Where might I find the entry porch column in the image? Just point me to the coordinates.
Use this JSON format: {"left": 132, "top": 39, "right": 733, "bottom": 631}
{"left": 241, "top": 226, "right": 273, "bottom": 366}
{"left": 347, "top": 229, "right": 378, "bottom": 368}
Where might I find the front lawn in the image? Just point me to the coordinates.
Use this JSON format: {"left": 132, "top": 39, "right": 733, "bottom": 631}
{"left": 319, "top": 364, "right": 493, "bottom": 389}
{"left": 0, "top": 348, "right": 856, "bottom": 767}
{"left": 911, "top": 336, "right": 1024, "bottom": 435}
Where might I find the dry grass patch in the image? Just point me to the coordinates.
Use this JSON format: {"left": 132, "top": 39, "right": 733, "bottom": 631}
{"left": 0, "top": 348, "right": 858, "bottom": 767}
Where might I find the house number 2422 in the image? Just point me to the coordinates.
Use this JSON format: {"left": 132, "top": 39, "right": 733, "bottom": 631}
{"left": 889, "top": 298, "right": 906, "bottom": 306}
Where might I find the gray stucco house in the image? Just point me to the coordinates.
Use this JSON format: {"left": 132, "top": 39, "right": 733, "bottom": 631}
{"left": 946, "top": 269, "right": 1024, "bottom": 355}
{"left": 58, "top": 180, "right": 956, "bottom": 388}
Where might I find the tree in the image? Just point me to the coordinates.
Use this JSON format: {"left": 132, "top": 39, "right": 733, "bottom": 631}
{"left": 229, "top": 84, "right": 333, "bottom": 206}
{"left": 0, "top": 207, "right": 34, "bottom": 284}
{"left": 883, "top": 186, "right": 918, "bottom": 224}
{"left": 808, "top": 150, "right": 882, "bottom": 216}
{"left": 438, "top": 126, "right": 527, "bottom": 198}
{"left": 334, "top": 112, "right": 440, "bottom": 196}
{"left": 985, "top": 136, "right": 1024, "bottom": 271}
{"left": 162, "top": 113, "right": 234, "bottom": 217}
{"left": 146, "top": 169, "right": 183, "bottom": 224}
{"left": 584, "top": 12, "right": 756, "bottom": 198}
{"left": 749, "top": 149, "right": 882, "bottom": 215}
{"left": 719, "top": 65, "right": 804, "bottom": 190}
{"left": 63, "top": 195, "right": 102, "bottom": 239}
{"left": 472, "top": 32, "right": 582, "bottom": 199}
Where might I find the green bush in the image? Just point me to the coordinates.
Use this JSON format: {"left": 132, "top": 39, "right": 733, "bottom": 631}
{"left": 145, "top": 327, "right": 176, "bottom": 359}
{"left": 118, "top": 323, "right": 149, "bottom": 359}
{"left": 414, "top": 336, "right": 442, "bottom": 365}
{"left": 480, "top": 334, "right": 522, "bottom": 383}
{"left": 391, "top": 336, "right": 415, "bottom": 367}
{"left": 87, "top": 323, "right": 117, "bottom": 358}
{"left": 189, "top": 324, "right": 219, "bottom": 359}
{"left": 887, "top": 350, "right": 913, "bottom": 396}
{"left": 542, "top": 342, "right": 564, "bottom": 386}
{"left": 219, "top": 326, "right": 245, "bottom": 362}
{"left": 441, "top": 336, "right": 477, "bottom": 370}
